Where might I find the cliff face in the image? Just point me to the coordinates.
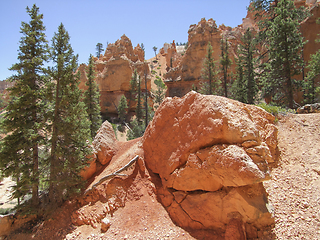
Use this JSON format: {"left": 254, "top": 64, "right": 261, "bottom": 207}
{"left": 79, "top": 35, "right": 151, "bottom": 115}
{"left": 301, "top": 4, "right": 320, "bottom": 64}
{"left": 163, "top": 18, "right": 250, "bottom": 97}
{"left": 163, "top": 1, "right": 320, "bottom": 99}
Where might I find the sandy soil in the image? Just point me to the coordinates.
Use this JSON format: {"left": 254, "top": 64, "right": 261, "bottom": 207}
{"left": 2, "top": 113, "right": 320, "bottom": 240}
{"left": 263, "top": 113, "right": 320, "bottom": 239}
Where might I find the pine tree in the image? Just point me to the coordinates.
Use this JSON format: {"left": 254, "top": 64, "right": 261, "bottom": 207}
{"left": 261, "top": 0, "right": 307, "bottom": 108}
{"left": 152, "top": 75, "right": 167, "bottom": 109}
{"left": 250, "top": 0, "right": 278, "bottom": 12}
{"left": 143, "top": 72, "right": 150, "bottom": 130}
{"left": 232, "top": 56, "right": 247, "bottom": 103}
{"left": 141, "top": 43, "right": 145, "bottom": 59}
{"left": 96, "top": 43, "right": 104, "bottom": 58}
{"left": 0, "top": 4, "right": 48, "bottom": 207}
{"left": 127, "top": 70, "right": 153, "bottom": 140}
{"left": 153, "top": 46, "right": 158, "bottom": 59}
{"left": 118, "top": 95, "right": 128, "bottom": 123}
{"left": 238, "top": 28, "right": 258, "bottom": 104}
{"left": 129, "top": 69, "right": 138, "bottom": 109}
{"left": 49, "top": 23, "right": 91, "bottom": 206}
{"left": 126, "top": 118, "right": 145, "bottom": 141}
{"left": 220, "top": 38, "right": 232, "bottom": 97}
{"left": 304, "top": 50, "right": 320, "bottom": 103}
{"left": 136, "top": 75, "right": 143, "bottom": 123}
{"left": 84, "top": 54, "right": 102, "bottom": 139}
{"left": 200, "top": 42, "right": 220, "bottom": 95}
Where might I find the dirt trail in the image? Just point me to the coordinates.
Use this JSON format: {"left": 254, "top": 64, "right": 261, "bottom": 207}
{"left": 263, "top": 113, "right": 320, "bottom": 239}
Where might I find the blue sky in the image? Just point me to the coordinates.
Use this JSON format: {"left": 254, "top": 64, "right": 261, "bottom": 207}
{"left": 0, "top": 0, "right": 250, "bottom": 80}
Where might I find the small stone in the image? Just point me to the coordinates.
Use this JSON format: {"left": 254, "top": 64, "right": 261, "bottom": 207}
{"left": 101, "top": 217, "right": 111, "bottom": 233}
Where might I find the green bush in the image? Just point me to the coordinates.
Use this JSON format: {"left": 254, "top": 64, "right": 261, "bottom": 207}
{"left": 257, "top": 103, "right": 295, "bottom": 118}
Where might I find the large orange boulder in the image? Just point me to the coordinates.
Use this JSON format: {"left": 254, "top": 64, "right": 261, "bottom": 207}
{"left": 143, "top": 91, "right": 277, "bottom": 235}
{"left": 92, "top": 120, "right": 117, "bottom": 165}
{"left": 143, "top": 91, "right": 277, "bottom": 185}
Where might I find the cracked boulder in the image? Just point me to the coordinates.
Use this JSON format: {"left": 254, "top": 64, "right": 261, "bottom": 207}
{"left": 143, "top": 91, "right": 278, "bottom": 234}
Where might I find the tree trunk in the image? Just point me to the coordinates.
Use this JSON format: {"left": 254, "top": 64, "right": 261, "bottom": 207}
{"left": 31, "top": 73, "right": 39, "bottom": 207}
{"left": 224, "top": 67, "right": 228, "bottom": 98}
{"left": 32, "top": 144, "right": 39, "bottom": 206}
{"left": 286, "top": 74, "right": 294, "bottom": 109}
{"left": 49, "top": 76, "right": 61, "bottom": 204}
{"left": 145, "top": 73, "right": 148, "bottom": 129}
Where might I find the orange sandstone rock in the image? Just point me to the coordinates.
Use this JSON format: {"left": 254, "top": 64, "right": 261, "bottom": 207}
{"left": 92, "top": 120, "right": 117, "bottom": 165}
{"left": 143, "top": 91, "right": 277, "bottom": 233}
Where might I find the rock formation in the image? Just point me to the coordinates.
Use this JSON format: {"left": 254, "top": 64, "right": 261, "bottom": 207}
{"left": 79, "top": 35, "right": 151, "bottom": 116}
{"left": 143, "top": 91, "right": 278, "bottom": 236}
{"left": 159, "top": 40, "right": 183, "bottom": 71}
{"left": 163, "top": 2, "right": 320, "bottom": 100}
{"left": 80, "top": 120, "right": 118, "bottom": 180}
{"left": 164, "top": 18, "right": 223, "bottom": 97}
{"left": 297, "top": 102, "right": 320, "bottom": 113}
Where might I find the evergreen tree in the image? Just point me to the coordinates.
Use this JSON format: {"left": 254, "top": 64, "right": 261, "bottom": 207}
{"left": 200, "top": 42, "right": 220, "bottom": 95}
{"left": 136, "top": 74, "right": 143, "bottom": 123}
{"left": 220, "top": 38, "right": 232, "bottom": 97}
{"left": 141, "top": 43, "right": 145, "bottom": 59}
{"left": 232, "top": 56, "right": 247, "bottom": 103}
{"left": 84, "top": 54, "right": 102, "bottom": 139}
{"left": 250, "top": 0, "right": 278, "bottom": 12}
{"left": 49, "top": 23, "right": 91, "bottom": 206}
{"left": 0, "top": 4, "right": 48, "bottom": 207}
{"left": 129, "top": 69, "right": 138, "bottom": 108}
{"left": 126, "top": 118, "right": 145, "bottom": 141}
{"left": 127, "top": 70, "right": 153, "bottom": 140}
{"left": 153, "top": 46, "right": 158, "bottom": 59}
{"left": 261, "top": 0, "right": 307, "bottom": 108}
{"left": 117, "top": 95, "right": 128, "bottom": 123}
{"left": 96, "top": 43, "right": 104, "bottom": 58}
{"left": 143, "top": 72, "right": 150, "bottom": 130}
{"left": 152, "top": 75, "right": 167, "bottom": 109}
{"left": 304, "top": 50, "right": 320, "bottom": 103}
{"left": 238, "top": 28, "right": 258, "bottom": 104}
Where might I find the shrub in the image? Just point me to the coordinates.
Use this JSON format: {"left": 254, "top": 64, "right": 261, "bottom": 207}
{"left": 257, "top": 103, "right": 295, "bottom": 121}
